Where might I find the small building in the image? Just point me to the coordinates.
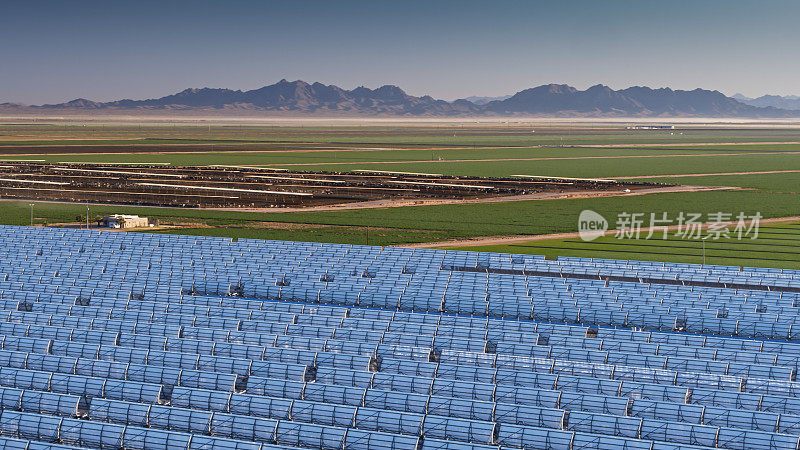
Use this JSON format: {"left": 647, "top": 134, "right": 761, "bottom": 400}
{"left": 626, "top": 125, "right": 676, "bottom": 130}
{"left": 100, "top": 214, "right": 149, "bottom": 229}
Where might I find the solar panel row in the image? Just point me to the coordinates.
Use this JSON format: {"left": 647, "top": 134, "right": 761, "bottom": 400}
{"left": 0, "top": 225, "right": 798, "bottom": 449}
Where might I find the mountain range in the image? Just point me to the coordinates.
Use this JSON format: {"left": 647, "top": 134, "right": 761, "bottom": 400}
{"left": 733, "top": 93, "right": 800, "bottom": 111}
{"left": 1, "top": 79, "right": 797, "bottom": 117}
{"left": 462, "top": 95, "right": 512, "bottom": 105}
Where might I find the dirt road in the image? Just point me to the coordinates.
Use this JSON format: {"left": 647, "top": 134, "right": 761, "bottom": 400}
{"left": 215, "top": 184, "right": 736, "bottom": 213}
{"left": 401, "top": 216, "right": 800, "bottom": 249}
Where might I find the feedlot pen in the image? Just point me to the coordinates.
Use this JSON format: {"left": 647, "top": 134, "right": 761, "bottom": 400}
{"left": 0, "top": 163, "right": 660, "bottom": 209}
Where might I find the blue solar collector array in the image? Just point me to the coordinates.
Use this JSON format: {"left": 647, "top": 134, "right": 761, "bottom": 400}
{"left": 0, "top": 225, "right": 799, "bottom": 449}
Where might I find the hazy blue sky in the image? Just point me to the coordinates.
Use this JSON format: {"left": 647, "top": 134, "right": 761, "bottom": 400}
{"left": 2, "top": 0, "right": 798, "bottom": 104}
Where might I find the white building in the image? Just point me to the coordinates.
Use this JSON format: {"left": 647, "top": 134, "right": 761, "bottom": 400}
{"left": 100, "top": 215, "right": 149, "bottom": 229}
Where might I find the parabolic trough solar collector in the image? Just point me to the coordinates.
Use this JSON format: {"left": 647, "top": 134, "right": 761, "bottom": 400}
{"left": 0, "top": 225, "right": 798, "bottom": 449}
